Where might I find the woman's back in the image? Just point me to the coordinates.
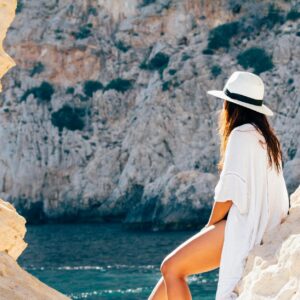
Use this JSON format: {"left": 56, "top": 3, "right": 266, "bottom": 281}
{"left": 231, "top": 123, "right": 289, "bottom": 245}
{"left": 265, "top": 157, "right": 290, "bottom": 233}
{"left": 239, "top": 123, "right": 289, "bottom": 239}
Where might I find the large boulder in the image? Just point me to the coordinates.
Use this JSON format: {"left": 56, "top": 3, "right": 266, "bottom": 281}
{"left": 0, "top": 200, "right": 27, "bottom": 260}
{"left": 237, "top": 185, "right": 300, "bottom": 299}
{"left": 0, "top": 198, "right": 70, "bottom": 300}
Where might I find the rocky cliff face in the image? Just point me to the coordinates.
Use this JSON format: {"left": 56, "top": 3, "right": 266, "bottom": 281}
{"left": 1, "top": 0, "right": 299, "bottom": 227}
{"left": 237, "top": 184, "right": 300, "bottom": 299}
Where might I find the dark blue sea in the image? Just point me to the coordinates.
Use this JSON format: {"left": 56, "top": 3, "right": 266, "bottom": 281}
{"left": 18, "top": 223, "right": 219, "bottom": 299}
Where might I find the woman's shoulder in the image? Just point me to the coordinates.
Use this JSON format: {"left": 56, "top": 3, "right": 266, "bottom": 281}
{"left": 229, "top": 123, "right": 267, "bottom": 153}
{"left": 229, "top": 124, "right": 255, "bottom": 142}
{"left": 232, "top": 123, "right": 257, "bottom": 133}
{"left": 231, "top": 123, "right": 263, "bottom": 141}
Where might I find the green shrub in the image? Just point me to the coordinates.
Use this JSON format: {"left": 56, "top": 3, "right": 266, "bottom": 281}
{"left": 173, "top": 80, "right": 180, "bottom": 88}
{"left": 29, "top": 62, "right": 45, "bottom": 77}
{"left": 139, "top": 52, "right": 170, "bottom": 79}
{"left": 211, "top": 65, "right": 222, "bottom": 78}
{"left": 161, "top": 79, "right": 180, "bottom": 91}
{"left": 51, "top": 104, "right": 86, "bottom": 131}
{"left": 147, "top": 52, "right": 170, "bottom": 71}
{"left": 104, "top": 78, "right": 133, "bottom": 93}
{"left": 288, "top": 147, "right": 297, "bottom": 160}
{"left": 207, "top": 21, "right": 239, "bottom": 50}
{"left": 54, "top": 29, "right": 64, "bottom": 40}
{"left": 71, "top": 23, "right": 93, "bottom": 40}
{"left": 257, "top": 4, "right": 285, "bottom": 29}
{"left": 232, "top": 4, "right": 241, "bottom": 14}
{"left": 168, "top": 69, "right": 177, "bottom": 75}
{"left": 139, "top": 59, "right": 148, "bottom": 69}
{"left": 266, "top": 4, "right": 285, "bottom": 27}
{"left": 162, "top": 81, "right": 171, "bottom": 91}
{"left": 66, "top": 87, "right": 75, "bottom": 94}
{"left": 88, "top": 6, "right": 97, "bottom": 16}
{"left": 16, "top": 0, "right": 24, "bottom": 14}
{"left": 21, "top": 81, "right": 54, "bottom": 103}
{"left": 237, "top": 47, "right": 273, "bottom": 74}
{"left": 161, "top": 1, "right": 171, "bottom": 10}
{"left": 194, "top": 161, "right": 200, "bottom": 169}
{"left": 181, "top": 53, "right": 191, "bottom": 61}
{"left": 115, "top": 40, "right": 131, "bottom": 52}
{"left": 286, "top": 9, "right": 300, "bottom": 21}
{"left": 202, "top": 48, "right": 214, "bottom": 55}
{"left": 140, "top": 0, "right": 156, "bottom": 7}
{"left": 83, "top": 80, "right": 103, "bottom": 97}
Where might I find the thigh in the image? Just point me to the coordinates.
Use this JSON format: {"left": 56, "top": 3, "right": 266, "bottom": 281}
{"left": 161, "top": 219, "right": 226, "bottom": 277}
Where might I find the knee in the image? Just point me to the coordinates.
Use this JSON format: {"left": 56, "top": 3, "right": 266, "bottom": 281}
{"left": 160, "top": 257, "right": 180, "bottom": 278}
{"left": 160, "top": 258, "right": 171, "bottom": 277}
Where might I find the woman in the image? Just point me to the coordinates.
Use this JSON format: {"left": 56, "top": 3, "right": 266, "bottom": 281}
{"left": 148, "top": 71, "right": 290, "bottom": 300}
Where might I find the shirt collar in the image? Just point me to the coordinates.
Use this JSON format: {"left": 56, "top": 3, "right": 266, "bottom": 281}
{"left": 235, "top": 123, "right": 256, "bottom": 131}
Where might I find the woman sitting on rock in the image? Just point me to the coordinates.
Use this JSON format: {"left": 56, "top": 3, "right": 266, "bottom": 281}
{"left": 148, "top": 71, "right": 290, "bottom": 300}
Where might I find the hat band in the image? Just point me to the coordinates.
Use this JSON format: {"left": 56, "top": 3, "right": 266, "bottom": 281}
{"left": 224, "top": 89, "right": 263, "bottom": 106}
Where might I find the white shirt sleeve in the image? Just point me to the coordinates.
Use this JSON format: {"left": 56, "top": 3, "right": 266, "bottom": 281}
{"left": 214, "top": 130, "right": 250, "bottom": 215}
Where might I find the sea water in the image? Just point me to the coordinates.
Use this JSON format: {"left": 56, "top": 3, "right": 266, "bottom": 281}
{"left": 18, "top": 223, "right": 219, "bottom": 299}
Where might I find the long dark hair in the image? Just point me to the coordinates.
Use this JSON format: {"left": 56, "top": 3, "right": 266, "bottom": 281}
{"left": 217, "top": 100, "right": 283, "bottom": 174}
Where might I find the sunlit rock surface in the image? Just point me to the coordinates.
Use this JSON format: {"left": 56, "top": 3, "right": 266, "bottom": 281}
{"left": 0, "top": 0, "right": 16, "bottom": 92}
{"left": 0, "top": 198, "right": 70, "bottom": 299}
{"left": 237, "top": 185, "right": 300, "bottom": 299}
{"left": 0, "top": 199, "right": 27, "bottom": 260}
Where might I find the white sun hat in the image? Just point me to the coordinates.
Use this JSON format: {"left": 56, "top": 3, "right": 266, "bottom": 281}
{"left": 207, "top": 71, "right": 274, "bottom": 116}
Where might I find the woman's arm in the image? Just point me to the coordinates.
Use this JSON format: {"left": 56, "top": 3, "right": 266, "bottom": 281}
{"left": 205, "top": 200, "right": 233, "bottom": 227}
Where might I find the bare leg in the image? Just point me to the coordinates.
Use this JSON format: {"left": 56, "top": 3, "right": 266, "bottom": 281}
{"left": 148, "top": 220, "right": 226, "bottom": 300}
{"left": 148, "top": 276, "right": 167, "bottom": 300}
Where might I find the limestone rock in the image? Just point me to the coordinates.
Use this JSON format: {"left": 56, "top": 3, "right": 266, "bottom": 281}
{"left": 236, "top": 185, "right": 300, "bottom": 299}
{"left": 0, "top": 0, "right": 16, "bottom": 92}
{"left": 0, "top": 252, "right": 70, "bottom": 300}
{"left": 0, "top": 197, "right": 70, "bottom": 299}
{"left": 0, "top": 199, "right": 27, "bottom": 260}
{"left": 124, "top": 167, "right": 217, "bottom": 230}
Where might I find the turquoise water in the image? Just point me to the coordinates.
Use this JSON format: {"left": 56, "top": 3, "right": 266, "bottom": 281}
{"left": 18, "top": 223, "right": 219, "bottom": 299}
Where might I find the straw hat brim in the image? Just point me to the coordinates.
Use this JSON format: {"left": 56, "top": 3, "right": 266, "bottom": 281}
{"left": 207, "top": 90, "right": 274, "bottom": 116}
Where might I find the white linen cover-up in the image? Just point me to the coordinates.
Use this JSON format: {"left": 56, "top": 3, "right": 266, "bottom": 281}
{"left": 214, "top": 123, "right": 290, "bottom": 300}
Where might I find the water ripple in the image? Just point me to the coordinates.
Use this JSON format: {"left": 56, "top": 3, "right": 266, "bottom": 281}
{"left": 69, "top": 287, "right": 145, "bottom": 299}
{"left": 24, "top": 264, "right": 157, "bottom": 271}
